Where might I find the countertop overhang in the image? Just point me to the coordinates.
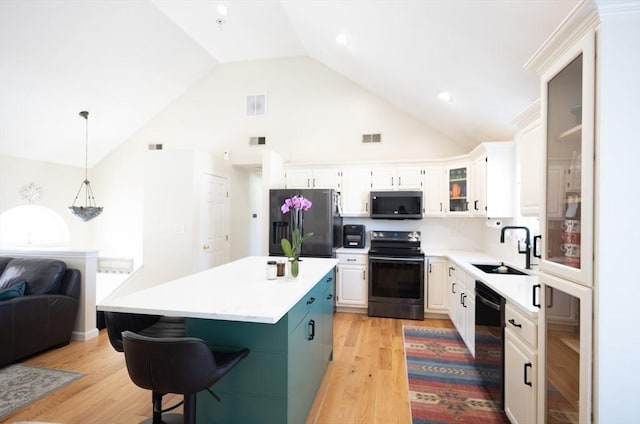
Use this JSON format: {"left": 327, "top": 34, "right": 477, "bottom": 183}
{"left": 98, "top": 256, "right": 338, "bottom": 324}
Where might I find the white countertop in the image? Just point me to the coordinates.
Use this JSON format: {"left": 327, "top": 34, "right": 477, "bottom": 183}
{"left": 443, "top": 250, "right": 539, "bottom": 316}
{"left": 336, "top": 246, "right": 539, "bottom": 316}
{"left": 98, "top": 256, "right": 338, "bottom": 324}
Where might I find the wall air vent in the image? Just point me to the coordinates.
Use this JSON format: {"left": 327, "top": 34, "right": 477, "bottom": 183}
{"left": 249, "top": 136, "right": 267, "bottom": 146}
{"left": 246, "top": 93, "right": 267, "bottom": 116}
{"left": 148, "top": 144, "right": 163, "bottom": 150}
{"left": 362, "top": 133, "right": 382, "bottom": 143}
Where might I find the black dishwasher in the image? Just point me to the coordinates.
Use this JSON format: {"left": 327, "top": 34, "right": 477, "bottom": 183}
{"left": 475, "top": 280, "right": 505, "bottom": 409}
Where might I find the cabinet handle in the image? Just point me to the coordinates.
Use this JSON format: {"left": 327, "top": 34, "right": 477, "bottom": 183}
{"left": 391, "top": 176, "right": 394, "bottom": 186}
{"left": 461, "top": 293, "right": 466, "bottom": 308}
{"left": 524, "top": 362, "right": 533, "bottom": 387}
{"left": 533, "top": 235, "right": 542, "bottom": 259}
{"left": 307, "top": 178, "right": 310, "bottom": 187}
{"left": 363, "top": 270, "right": 366, "bottom": 280}
{"left": 508, "top": 319, "right": 522, "bottom": 328}
{"left": 532, "top": 284, "right": 541, "bottom": 308}
{"left": 347, "top": 258, "right": 356, "bottom": 262}
{"left": 366, "top": 202, "right": 369, "bottom": 212}
{"left": 440, "top": 202, "right": 443, "bottom": 212}
{"left": 451, "top": 282, "right": 456, "bottom": 294}
{"left": 312, "top": 178, "right": 316, "bottom": 187}
{"left": 306, "top": 297, "right": 316, "bottom": 305}
{"left": 546, "top": 285, "right": 554, "bottom": 308}
{"left": 398, "top": 176, "right": 402, "bottom": 186}
{"left": 308, "top": 319, "right": 316, "bottom": 340}
{"left": 448, "top": 266, "right": 454, "bottom": 277}
{"left": 474, "top": 200, "right": 479, "bottom": 211}
{"left": 326, "top": 294, "right": 333, "bottom": 300}
{"left": 429, "top": 263, "right": 432, "bottom": 273}
{"left": 327, "top": 277, "right": 333, "bottom": 282}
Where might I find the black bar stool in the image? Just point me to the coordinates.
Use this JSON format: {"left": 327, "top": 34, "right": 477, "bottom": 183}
{"left": 121, "top": 330, "right": 249, "bottom": 424}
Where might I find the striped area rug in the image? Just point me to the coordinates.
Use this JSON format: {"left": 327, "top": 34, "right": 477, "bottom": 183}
{"left": 403, "top": 326, "right": 509, "bottom": 424}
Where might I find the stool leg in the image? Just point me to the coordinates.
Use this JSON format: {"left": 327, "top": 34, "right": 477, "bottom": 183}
{"left": 152, "top": 392, "right": 163, "bottom": 424}
{"left": 183, "top": 393, "right": 197, "bottom": 424}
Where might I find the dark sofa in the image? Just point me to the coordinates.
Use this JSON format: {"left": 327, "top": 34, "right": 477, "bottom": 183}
{"left": 0, "top": 256, "right": 81, "bottom": 367}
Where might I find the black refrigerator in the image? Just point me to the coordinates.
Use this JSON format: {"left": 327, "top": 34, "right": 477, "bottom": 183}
{"left": 269, "top": 189, "right": 342, "bottom": 258}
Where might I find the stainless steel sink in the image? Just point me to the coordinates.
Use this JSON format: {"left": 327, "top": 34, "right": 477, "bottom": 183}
{"left": 471, "top": 263, "right": 528, "bottom": 276}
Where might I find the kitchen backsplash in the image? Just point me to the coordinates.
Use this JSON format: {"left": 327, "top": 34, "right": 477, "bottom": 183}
{"left": 343, "top": 216, "right": 540, "bottom": 272}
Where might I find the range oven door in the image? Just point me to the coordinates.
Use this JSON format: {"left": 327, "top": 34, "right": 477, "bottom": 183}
{"left": 367, "top": 255, "right": 425, "bottom": 320}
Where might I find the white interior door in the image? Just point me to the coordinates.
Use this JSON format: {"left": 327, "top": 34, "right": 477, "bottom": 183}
{"left": 199, "top": 173, "right": 229, "bottom": 271}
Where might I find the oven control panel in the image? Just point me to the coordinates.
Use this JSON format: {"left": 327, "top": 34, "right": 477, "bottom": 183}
{"left": 370, "top": 231, "right": 421, "bottom": 242}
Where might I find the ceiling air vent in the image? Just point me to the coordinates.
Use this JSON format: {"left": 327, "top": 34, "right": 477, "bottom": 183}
{"left": 246, "top": 93, "right": 267, "bottom": 116}
{"left": 249, "top": 136, "right": 267, "bottom": 146}
{"left": 362, "top": 133, "right": 382, "bottom": 143}
{"left": 148, "top": 143, "right": 163, "bottom": 150}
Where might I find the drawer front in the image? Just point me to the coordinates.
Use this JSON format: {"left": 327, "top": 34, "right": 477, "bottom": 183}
{"left": 288, "top": 281, "right": 324, "bottom": 334}
{"left": 505, "top": 303, "right": 537, "bottom": 348}
{"left": 338, "top": 253, "right": 367, "bottom": 265}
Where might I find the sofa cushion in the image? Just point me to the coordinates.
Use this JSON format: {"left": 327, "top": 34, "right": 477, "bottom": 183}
{"left": 0, "top": 257, "right": 13, "bottom": 275}
{"left": 0, "top": 258, "right": 67, "bottom": 295}
{"left": 0, "top": 280, "right": 26, "bottom": 300}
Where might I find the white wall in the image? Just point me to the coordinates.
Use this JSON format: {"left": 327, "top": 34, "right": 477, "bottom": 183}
{"left": 0, "top": 154, "right": 95, "bottom": 248}
{"left": 93, "top": 56, "right": 466, "bottom": 263}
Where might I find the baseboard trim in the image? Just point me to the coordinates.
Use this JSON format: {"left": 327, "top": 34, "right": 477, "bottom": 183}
{"left": 71, "top": 328, "right": 99, "bottom": 341}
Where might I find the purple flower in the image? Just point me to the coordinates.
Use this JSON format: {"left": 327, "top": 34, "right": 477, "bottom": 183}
{"left": 280, "top": 196, "right": 312, "bottom": 213}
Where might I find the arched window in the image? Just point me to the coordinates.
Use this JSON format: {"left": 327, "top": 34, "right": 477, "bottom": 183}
{"left": 0, "top": 205, "right": 70, "bottom": 246}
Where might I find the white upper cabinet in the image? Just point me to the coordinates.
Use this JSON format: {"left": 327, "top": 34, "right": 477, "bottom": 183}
{"left": 285, "top": 168, "right": 341, "bottom": 190}
{"left": 370, "top": 166, "right": 423, "bottom": 190}
{"left": 285, "top": 168, "right": 312, "bottom": 189}
{"left": 469, "top": 142, "right": 515, "bottom": 218}
{"left": 423, "top": 166, "right": 446, "bottom": 216}
{"left": 515, "top": 101, "right": 543, "bottom": 217}
{"left": 469, "top": 155, "right": 487, "bottom": 216}
{"left": 340, "top": 167, "right": 371, "bottom": 216}
{"left": 312, "top": 168, "right": 342, "bottom": 190}
{"left": 446, "top": 163, "right": 470, "bottom": 215}
{"left": 536, "top": 29, "right": 596, "bottom": 286}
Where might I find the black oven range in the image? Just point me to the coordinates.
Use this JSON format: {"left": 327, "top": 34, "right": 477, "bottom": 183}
{"left": 368, "top": 230, "right": 425, "bottom": 320}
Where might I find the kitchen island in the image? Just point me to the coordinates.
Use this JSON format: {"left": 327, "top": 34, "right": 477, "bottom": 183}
{"left": 98, "top": 256, "right": 338, "bottom": 424}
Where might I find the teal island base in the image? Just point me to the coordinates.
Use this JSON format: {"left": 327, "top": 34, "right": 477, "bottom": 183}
{"left": 185, "top": 270, "right": 334, "bottom": 424}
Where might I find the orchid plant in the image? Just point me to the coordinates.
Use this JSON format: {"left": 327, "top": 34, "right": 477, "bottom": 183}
{"left": 280, "top": 195, "right": 313, "bottom": 276}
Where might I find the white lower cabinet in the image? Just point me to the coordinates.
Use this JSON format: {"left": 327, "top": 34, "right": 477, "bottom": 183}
{"left": 426, "top": 257, "right": 448, "bottom": 312}
{"left": 447, "top": 262, "right": 475, "bottom": 356}
{"left": 504, "top": 303, "right": 537, "bottom": 424}
{"left": 336, "top": 252, "right": 367, "bottom": 309}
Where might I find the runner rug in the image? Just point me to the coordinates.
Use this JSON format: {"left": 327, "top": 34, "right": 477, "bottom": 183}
{"left": 0, "top": 364, "right": 84, "bottom": 420}
{"left": 403, "top": 326, "right": 509, "bottom": 424}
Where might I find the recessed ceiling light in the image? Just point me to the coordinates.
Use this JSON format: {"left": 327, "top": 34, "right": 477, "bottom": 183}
{"left": 437, "top": 91, "right": 454, "bottom": 104}
{"left": 336, "top": 33, "right": 350, "bottom": 47}
{"left": 216, "top": 4, "right": 228, "bottom": 16}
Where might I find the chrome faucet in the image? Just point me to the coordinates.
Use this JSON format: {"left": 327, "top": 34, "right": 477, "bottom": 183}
{"left": 500, "top": 226, "right": 532, "bottom": 270}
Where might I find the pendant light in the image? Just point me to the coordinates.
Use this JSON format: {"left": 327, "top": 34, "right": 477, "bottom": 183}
{"left": 68, "top": 111, "right": 103, "bottom": 221}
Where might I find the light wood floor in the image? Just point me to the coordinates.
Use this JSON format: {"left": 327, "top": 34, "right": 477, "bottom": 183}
{"left": 3, "top": 312, "right": 452, "bottom": 424}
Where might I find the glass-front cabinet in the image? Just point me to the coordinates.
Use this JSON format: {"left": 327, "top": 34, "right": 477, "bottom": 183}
{"left": 538, "top": 273, "right": 592, "bottom": 424}
{"left": 447, "top": 165, "right": 469, "bottom": 214}
{"left": 540, "top": 32, "right": 595, "bottom": 287}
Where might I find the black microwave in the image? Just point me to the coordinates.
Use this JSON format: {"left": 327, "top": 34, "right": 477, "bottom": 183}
{"left": 370, "top": 191, "right": 423, "bottom": 219}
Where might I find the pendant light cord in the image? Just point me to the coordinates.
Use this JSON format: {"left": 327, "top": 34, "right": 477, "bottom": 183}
{"left": 79, "top": 110, "right": 89, "bottom": 183}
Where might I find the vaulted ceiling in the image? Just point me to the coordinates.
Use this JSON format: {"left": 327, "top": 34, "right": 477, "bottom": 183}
{"left": 0, "top": 0, "right": 579, "bottom": 168}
